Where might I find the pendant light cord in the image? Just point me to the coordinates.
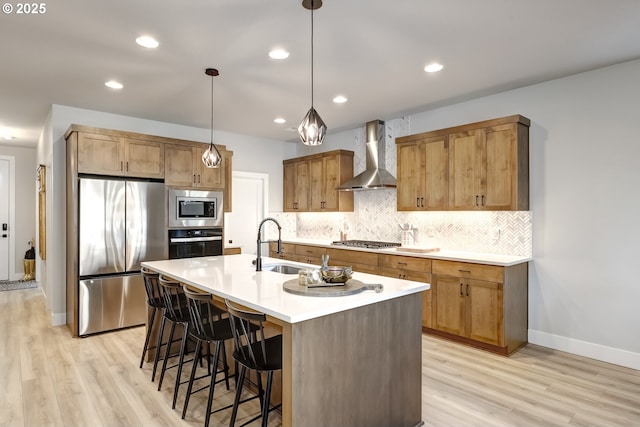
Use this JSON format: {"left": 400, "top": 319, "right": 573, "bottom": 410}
{"left": 310, "top": 0, "right": 314, "bottom": 109}
{"left": 210, "top": 73, "right": 214, "bottom": 144}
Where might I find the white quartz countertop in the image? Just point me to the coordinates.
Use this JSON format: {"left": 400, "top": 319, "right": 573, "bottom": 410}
{"left": 281, "top": 238, "right": 531, "bottom": 266}
{"left": 142, "top": 254, "right": 429, "bottom": 324}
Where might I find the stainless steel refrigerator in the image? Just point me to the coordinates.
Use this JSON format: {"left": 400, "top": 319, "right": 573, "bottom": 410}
{"left": 78, "top": 177, "right": 165, "bottom": 336}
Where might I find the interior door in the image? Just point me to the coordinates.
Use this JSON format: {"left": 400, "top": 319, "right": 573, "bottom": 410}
{"left": 0, "top": 159, "right": 9, "bottom": 280}
{"left": 226, "top": 171, "right": 267, "bottom": 255}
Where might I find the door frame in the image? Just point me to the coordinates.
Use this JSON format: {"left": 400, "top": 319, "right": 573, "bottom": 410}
{"left": 0, "top": 155, "right": 17, "bottom": 281}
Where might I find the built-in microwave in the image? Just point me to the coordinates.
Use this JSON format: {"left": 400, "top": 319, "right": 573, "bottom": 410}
{"left": 168, "top": 188, "right": 223, "bottom": 228}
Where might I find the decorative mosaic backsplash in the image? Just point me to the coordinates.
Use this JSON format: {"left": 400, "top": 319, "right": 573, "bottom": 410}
{"left": 268, "top": 116, "right": 533, "bottom": 257}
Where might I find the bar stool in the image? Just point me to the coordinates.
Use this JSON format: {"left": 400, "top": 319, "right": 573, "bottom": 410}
{"left": 181, "top": 286, "right": 234, "bottom": 426}
{"left": 225, "top": 298, "right": 282, "bottom": 427}
{"left": 139, "top": 267, "right": 164, "bottom": 374}
{"left": 156, "top": 275, "right": 192, "bottom": 393}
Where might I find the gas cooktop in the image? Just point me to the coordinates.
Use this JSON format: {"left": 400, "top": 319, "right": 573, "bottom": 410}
{"left": 331, "top": 240, "right": 402, "bottom": 249}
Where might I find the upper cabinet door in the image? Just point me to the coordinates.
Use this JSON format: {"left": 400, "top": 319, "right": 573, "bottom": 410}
{"left": 396, "top": 142, "right": 425, "bottom": 211}
{"left": 449, "top": 129, "right": 485, "bottom": 210}
{"left": 295, "top": 161, "right": 310, "bottom": 211}
{"left": 484, "top": 123, "right": 517, "bottom": 210}
{"left": 124, "top": 138, "right": 164, "bottom": 179}
{"left": 78, "top": 133, "right": 124, "bottom": 175}
{"left": 309, "top": 157, "right": 324, "bottom": 210}
{"left": 165, "top": 144, "right": 197, "bottom": 187}
{"left": 422, "top": 136, "right": 448, "bottom": 210}
{"left": 321, "top": 154, "right": 340, "bottom": 210}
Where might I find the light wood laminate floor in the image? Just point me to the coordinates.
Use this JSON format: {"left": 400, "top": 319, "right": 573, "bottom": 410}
{"left": 2, "top": 287, "right": 639, "bottom": 427}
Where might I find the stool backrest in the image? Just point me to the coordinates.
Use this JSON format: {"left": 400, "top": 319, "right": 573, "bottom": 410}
{"left": 158, "top": 275, "right": 187, "bottom": 320}
{"left": 225, "top": 299, "right": 268, "bottom": 367}
{"left": 141, "top": 267, "right": 162, "bottom": 307}
{"left": 182, "top": 286, "right": 220, "bottom": 338}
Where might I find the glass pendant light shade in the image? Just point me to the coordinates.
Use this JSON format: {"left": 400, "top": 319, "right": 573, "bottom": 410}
{"left": 203, "top": 67, "right": 222, "bottom": 168}
{"left": 298, "top": 106, "right": 327, "bottom": 146}
{"left": 202, "top": 142, "right": 222, "bottom": 167}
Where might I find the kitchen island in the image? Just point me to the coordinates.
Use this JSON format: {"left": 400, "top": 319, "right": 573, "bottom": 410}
{"left": 142, "top": 253, "right": 429, "bottom": 427}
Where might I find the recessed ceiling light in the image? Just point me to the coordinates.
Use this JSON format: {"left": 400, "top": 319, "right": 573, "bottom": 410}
{"left": 269, "top": 49, "right": 290, "bottom": 60}
{"left": 274, "top": 117, "right": 286, "bottom": 124}
{"left": 136, "top": 35, "right": 159, "bottom": 49}
{"left": 105, "top": 80, "right": 124, "bottom": 89}
{"left": 333, "top": 95, "right": 347, "bottom": 104}
{"left": 424, "top": 63, "right": 444, "bottom": 73}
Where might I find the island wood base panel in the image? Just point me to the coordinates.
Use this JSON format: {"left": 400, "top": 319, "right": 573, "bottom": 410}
{"left": 282, "top": 293, "right": 424, "bottom": 427}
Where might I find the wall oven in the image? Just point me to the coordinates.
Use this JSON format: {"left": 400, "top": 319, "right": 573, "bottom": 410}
{"left": 168, "top": 188, "right": 223, "bottom": 228}
{"left": 168, "top": 228, "right": 223, "bottom": 259}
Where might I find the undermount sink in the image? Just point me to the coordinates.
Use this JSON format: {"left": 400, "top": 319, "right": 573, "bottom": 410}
{"left": 261, "top": 264, "right": 303, "bottom": 274}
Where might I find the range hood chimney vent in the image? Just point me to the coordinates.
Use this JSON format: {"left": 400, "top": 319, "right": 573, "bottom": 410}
{"left": 337, "top": 120, "right": 397, "bottom": 191}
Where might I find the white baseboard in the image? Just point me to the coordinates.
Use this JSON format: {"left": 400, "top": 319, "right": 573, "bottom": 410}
{"left": 529, "top": 329, "right": 640, "bottom": 371}
{"left": 51, "top": 311, "right": 66, "bottom": 327}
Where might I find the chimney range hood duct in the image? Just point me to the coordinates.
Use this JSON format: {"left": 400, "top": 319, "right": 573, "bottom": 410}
{"left": 337, "top": 120, "right": 397, "bottom": 191}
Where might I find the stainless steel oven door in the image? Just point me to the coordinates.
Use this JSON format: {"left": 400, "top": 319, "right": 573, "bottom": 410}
{"left": 168, "top": 228, "right": 223, "bottom": 259}
{"left": 168, "top": 188, "right": 223, "bottom": 228}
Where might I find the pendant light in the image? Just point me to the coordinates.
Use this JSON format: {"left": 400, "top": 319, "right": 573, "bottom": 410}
{"left": 298, "top": 0, "right": 327, "bottom": 146}
{"left": 202, "top": 68, "right": 222, "bottom": 168}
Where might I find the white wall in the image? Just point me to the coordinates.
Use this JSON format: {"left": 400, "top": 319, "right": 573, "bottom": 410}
{"left": 38, "top": 105, "right": 296, "bottom": 325}
{"left": 0, "top": 145, "right": 36, "bottom": 279}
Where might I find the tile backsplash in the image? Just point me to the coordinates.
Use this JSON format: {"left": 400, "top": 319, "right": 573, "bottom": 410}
{"left": 270, "top": 192, "right": 532, "bottom": 257}
{"left": 269, "top": 116, "right": 533, "bottom": 258}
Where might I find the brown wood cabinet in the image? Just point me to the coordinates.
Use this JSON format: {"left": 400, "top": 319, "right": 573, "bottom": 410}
{"left": 165, "top": 143, "right": 224, "bottom": 189}
{"left": 77, "top": 132, "right": 165, "bottom": 178}
{"left": 396, "top": 115, "right": 530, "bottom": 211}
{"left": 396, "top": 136, "right": 449, "bottom": 210}
{"left": 283, "top": 150, "right": 354, "bottom": 212}
{"left": 428, "top": 259, "right": 527, "bottom": 355}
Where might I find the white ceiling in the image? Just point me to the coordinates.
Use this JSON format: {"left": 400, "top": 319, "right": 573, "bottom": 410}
{"left": 1, "top": 0, "right": 640, "bottom": 147}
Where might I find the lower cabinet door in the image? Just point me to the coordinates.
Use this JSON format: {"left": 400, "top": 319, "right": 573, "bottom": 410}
{"left": 433, "top": 275, "right": 465, "bottom": 336}
{"left": 466, "top": 279, "right": 503, "bottom": 346}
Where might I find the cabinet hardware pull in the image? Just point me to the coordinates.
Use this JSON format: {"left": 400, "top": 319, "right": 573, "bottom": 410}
{"left": 120, "top": 161, "right": 123, "bottom": 171}
{"left": 460, "top": 283, "right": 464, "bottom": 296}
{"left": 416, "top": 197, "right": 420, "bottom": 208}
{"left": 481, "top": 195, "right": 485, "bottom": 206}
{"left": 198, "top": 175, "right": 201, "bottom": 184}
{"left": 475, "top": 195, "right": 479, "bottom": 206}
{"left": 458, "top": 269, "right": 471, "bottom": 273}
{"left": 466, "top": 284, "right": 469, "bottom": 296}
{"left": 421, "top": 197, "right": 425, "bottom": 207}
{"left": 126, "top": 161, "right": 129, "bottom": 172}
{"left": 397, "top": 262, "right": 407, "bottom": 266}
{"left": 193, "top": 174, "right": 196, "bottom": 183}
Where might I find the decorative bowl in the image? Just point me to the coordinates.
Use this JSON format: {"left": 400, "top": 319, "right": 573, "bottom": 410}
{"left": 321, "top": 266, "right": 353, "bottom": 283}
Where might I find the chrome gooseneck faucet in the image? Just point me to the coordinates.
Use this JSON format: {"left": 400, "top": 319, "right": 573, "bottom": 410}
{"left": 256, "top": 217, "right": 282, "bottom": 271}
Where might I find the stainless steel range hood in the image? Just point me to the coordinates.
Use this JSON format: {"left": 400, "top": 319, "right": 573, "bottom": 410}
{"left": 337, "top": 120, "right": 397, "bottom": 191}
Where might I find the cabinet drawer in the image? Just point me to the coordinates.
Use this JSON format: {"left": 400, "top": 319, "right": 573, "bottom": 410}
{"left": 295, "top": 245, "right": 327, "bottom": 258}
{"left": 327, "top": 248, "right": 378, "bottom": 266}
{"left": 378, "top": 267, "right": 431, "bottom": 283}
{"left": 269, "top": 242, "right": 297, "bottom": 256}
{"left": 378, "top": 254, "right": 431, "bottom": 273}
{"left": 432, "top": 260, "right": 503, "bottom": 283}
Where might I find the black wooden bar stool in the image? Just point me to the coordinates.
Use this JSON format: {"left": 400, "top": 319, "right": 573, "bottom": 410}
{"left": 181, "top": 286, "right": 234, "bottom": 426}
{"left": 156, "top": 275, "right": 192, "bottom": 392}
{"left": 225, "top": 299, "right": 282, "bottom": 427}
{"left": 139, "top": 267, "right": 164, "bottom": 374}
